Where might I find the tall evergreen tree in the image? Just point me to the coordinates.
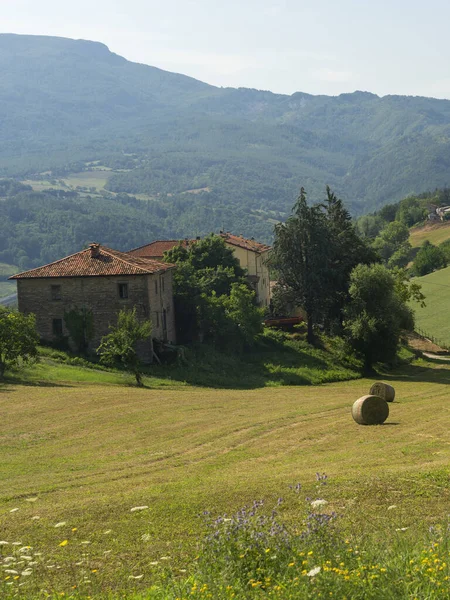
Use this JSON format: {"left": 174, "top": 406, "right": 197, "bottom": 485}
{"left": 270, "top": 188, "right": 331, "bottom": 343}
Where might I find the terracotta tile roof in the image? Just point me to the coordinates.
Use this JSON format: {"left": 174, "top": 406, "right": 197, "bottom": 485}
{"left": 128, "top": 239, "right": 191, "bottom": 258}
{"left": 10, "top": 244, "right": 175, "bottom": 279}
{"left": 219, "top": 233, "right": 271, "bottom": 253}
{"left": 130, "top": 234, "right": 271, "bottom": 258}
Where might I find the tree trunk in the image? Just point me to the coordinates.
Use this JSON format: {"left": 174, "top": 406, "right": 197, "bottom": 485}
{"left": 0, "top": 360, "right": 5, "bottom": 380}
{"left": 135, "top": 370, "right": 143, "bottom": 387}
{"left": 306, "top": 311, "right": 314, "bottom": 344}
{"left": 363, "top": 355, "right": 375, "bottom": 376}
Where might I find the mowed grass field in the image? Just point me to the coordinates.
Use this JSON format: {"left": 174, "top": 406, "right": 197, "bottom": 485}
{"left": 409, "top": 221, "right": 450, "bottom": 248}
{"left": 413, "top": 265, "right": 450, "bottom": 347}
{"left": 1, "top": 358, "right": 450, "bottom": 596}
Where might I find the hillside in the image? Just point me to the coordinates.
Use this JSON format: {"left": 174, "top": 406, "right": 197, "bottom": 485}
{"left": 3, "top": 34, "right": 450, "bottom": 227}
{"left": 410, "top": 221, "right": 450, "bottom": 248}
{"left": 413, "top": 265, "right": 450, "bottom": 347}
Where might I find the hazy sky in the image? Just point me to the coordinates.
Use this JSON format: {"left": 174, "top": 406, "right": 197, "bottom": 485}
{"left": 2, "top": 0, "right": 450, "bottom": 98}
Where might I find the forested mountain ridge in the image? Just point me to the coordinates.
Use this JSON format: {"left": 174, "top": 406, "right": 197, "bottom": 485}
{"left": 2, "top": 33, "right": 450, "bottom": 220}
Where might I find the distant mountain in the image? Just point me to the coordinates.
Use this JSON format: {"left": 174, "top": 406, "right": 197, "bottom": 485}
{"left": 2, "top": 33, "right": 450, "bottom": 219}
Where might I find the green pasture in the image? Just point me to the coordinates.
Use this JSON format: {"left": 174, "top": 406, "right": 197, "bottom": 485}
{"left": 62, "top": 170, "right": 113, "bottom": 190}
{"left": 0, "top": 355, "right": 450, "bottom": 597}
{"left": 409, "top": 222, "right": 450, "bottom": 248}
{"left": 0, "top": 281, "right": 15, "bottom": 298}
{"left": 23, "top": 170, "right": 113, "bottom": 193}
{"left": 0, "top": 262, "right": 17, "bottom": 277}
{"left": 413, "top": 265, "right": 450, "bottom": 347}
{"left": 0, "top": 263, "right": 17, "bottom": 298}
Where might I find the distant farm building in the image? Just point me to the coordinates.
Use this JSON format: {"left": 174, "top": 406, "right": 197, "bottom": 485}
{"left": 10, "top": 243, "right": 176, "bottom": 360}
{"left": 129, "top": 233, "right": 271, "bottom": 307}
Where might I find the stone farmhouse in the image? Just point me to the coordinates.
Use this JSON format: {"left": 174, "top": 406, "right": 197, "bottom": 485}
{"left": 10, "top": 243, "right": 176, "bottom": 360}
{"left": 129, "top": 233, "right": 272, "bottom": 308}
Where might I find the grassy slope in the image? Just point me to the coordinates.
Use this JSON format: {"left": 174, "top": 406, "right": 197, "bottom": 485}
{"left": 413, "top": 265, "right": 450, "bottom": 347}
{"left": 0, "top": 355, "right": 449, "bottom": 595}
{"left": 0, "top": 262, "right": 17, "bottom": 298}
{"left": 409, "top": 221, "right": 450, "bottom": 248}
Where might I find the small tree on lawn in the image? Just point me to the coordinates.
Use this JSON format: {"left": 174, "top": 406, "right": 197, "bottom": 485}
{"left": 97, "top": 308, "right": 152, "bottom": 387}
{"left": 0, "top": 306, "right": 39, "bottom": 379}
{"left": 343, "top": 264, "right": 416, "bottom": 373}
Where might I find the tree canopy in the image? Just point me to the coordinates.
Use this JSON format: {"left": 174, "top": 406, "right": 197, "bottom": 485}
{"left": 0, "top": 307, "right": 39, "bottom": 378}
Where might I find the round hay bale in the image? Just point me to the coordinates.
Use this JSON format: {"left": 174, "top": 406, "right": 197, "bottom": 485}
{"left": 369, "top": 382, "right": 395, "bottom": 402}
{"left": 352, "top": 395, "right": 389, "bottom": 425}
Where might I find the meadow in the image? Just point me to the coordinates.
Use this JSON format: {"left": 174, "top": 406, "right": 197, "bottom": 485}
{"left": 413, "top": 265, "right": 450, "bottom": 347}
{"left": 23, "top": 170, "right": 114, "bottom": 194}
{"left": 0, "top": 352, "right": 450, "bottom": 598}
{"left": 409, "top": 222, "right": 450, "bottom": 248}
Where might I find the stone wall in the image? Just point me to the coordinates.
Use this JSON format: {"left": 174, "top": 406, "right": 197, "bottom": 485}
{"left": 147, "top": 270, "right": 176, "bottom": 344}
{"left": 16, "top": 272, "right": 176, "bottom": 361}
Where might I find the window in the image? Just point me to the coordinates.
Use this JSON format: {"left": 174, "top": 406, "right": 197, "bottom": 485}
{"left": 118, "top": 283, "right": 128, "bottom": 299}
{"left": 51, "top": 285, "right": 62, "bottom": 301}
{"left": 52, "top": 318, "right": 63, "bottom": 336}
{"left": 154, "top": 280, "right": 158, "bottom": 295}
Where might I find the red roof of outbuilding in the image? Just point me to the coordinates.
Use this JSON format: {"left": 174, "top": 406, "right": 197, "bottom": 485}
{"left": 219, "top": 233, "right": 271, "bottom": 253}
{"left": 10, "top": 245, "right": 175, "bottom": 279}
{"left": 128, "top": 240, "right": 191, "bottom": 258}
{"left": 129, "top": 234, "right": 271, "bottom": 258}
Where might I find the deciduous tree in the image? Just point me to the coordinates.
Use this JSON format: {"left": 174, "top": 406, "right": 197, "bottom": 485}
{"left": 0, "top": 307, "right": 39, "bottom": 379}
{"left": 343, "top": 264, "right": 416, "bottom": 373}
{"left": 97, "top": 308, "right": 152, "bottom": 386}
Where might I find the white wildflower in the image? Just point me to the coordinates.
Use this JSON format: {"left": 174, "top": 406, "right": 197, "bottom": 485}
{"left": 9, "top": 508, "right": 19, "bottom": 513}
{"left": 80, "top": 541, "right": 91, "bottom": 545}
{"left": 21, "top": 556, "right": 32, "bottom": 561}
{"left": 54, "top": 522, "right": 66, "bottom": 528}
{"left": 130, "top": 506, "right": 148, "bottom": 512}
{"left": 28, "top": 561, "right": 38, "bottom": 566}
{"left": 47, "top": 565, "right": 55, "bottom": 569}
{"left": 160, "top": 556, "right": 171, "bottom": 560}
{"left": 4, "top": 569, "right": 18, "bottom": 574}
{"left": 150, "top": 561, "right": 158, "bottom": 566}
{"left": 21, "top": 569, "right": 32, "bottom": 576}
{"left": 387, "top": 505, "right": 397, "bottom": 510}
{"left": 33, "top": 553, "right": 42, "bottom": 557}
{"left": 395, "top": 527, "right": 409, "bottom": 532}
{"left": 11, "top": 542, "right": 22, "bottom": 546}
{"left": 129, "top": 574, "right": 144, "bottom": 580}
{"left": 103, "top": 530, "right": 112, "bottom": 534}
{"left": 31, "top": 516, "right": 40, "bottom": 520}
{"left": 19, "top": 547, "right": 32, "bottom": 552}
{"left": 141, "top": 533, "right": 151, "bottom": 542}
{"left": 4, "top": 557, "right": 15, "bottom": 563}
{"left": 25, "top": 498, "right": 38, "bottom": 503}
{"left": 0, "top": 541, "right": 9, "bottom": 545}
{"left": 307, "top": 566, "right": 321, "bottom": 577}
{"left": 311, "top": 499, "right": 328, "bottom": 509}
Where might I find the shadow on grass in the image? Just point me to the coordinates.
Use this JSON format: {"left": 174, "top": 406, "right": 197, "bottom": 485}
{"left": 378, "top": 363, "right": 450, "bottom": 386}
{"left": 3, "top": 376, "right": 74, "bottom": 388}
{"left": 144, "top": 335, "right": 360, "bottom": 390}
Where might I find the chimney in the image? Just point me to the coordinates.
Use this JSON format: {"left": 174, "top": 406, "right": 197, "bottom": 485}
{"left": 89, "top": 243, "right": 100, "bottom": 258}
